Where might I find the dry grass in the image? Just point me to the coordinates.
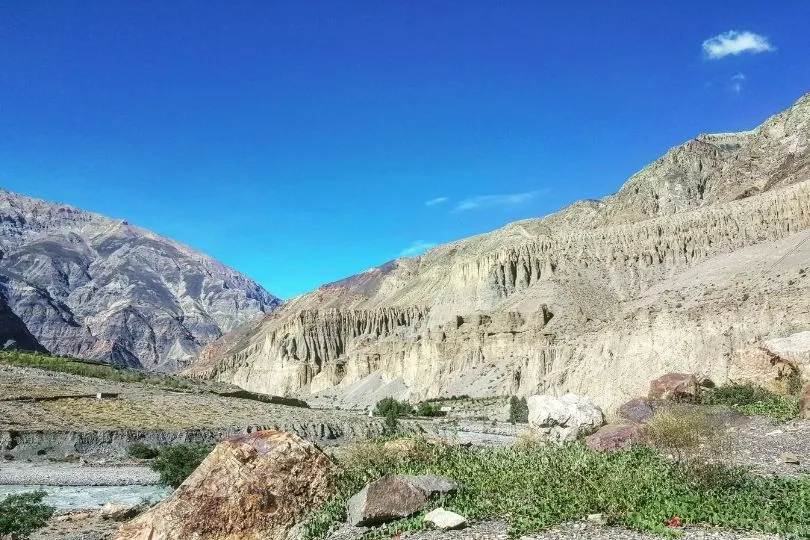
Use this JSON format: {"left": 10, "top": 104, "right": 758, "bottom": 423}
{"left": 646, "top": 404, "right": 727, "bottom": 460}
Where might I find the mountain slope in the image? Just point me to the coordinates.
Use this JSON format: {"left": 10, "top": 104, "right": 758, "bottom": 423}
{"left": 191, "top": 93, "right": 810, "bottom": 410}
{"left": 0, "top": 191, "right": 281, "bottom": 370}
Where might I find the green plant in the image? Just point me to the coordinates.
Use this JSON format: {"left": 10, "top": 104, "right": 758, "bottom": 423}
{"left": 509, "top": 396, "right": 528, "bottom": 424}
{"left": 151, "top": 443, "right": 212, "bottom": 488}
{"left": 0, "top": 491, "right": 54, "bottom": 537}
{"left": 128, "top": 443, "right": 160, "bottom": 459}
{"left": 302, "top": 441, "right": 810, "bottom": 539}
{"left": 415, "top": 401, "right": 445, "bottom": 417}
{"left": 699, "top": 384, "right": 800, "bottom": 422}
{"left": 373, "top": 397, "right": 414, "bottom": 418}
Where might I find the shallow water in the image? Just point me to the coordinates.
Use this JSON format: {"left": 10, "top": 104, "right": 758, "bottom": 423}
{"left": 0, "top": 484, "right": 172, "bottom": 510}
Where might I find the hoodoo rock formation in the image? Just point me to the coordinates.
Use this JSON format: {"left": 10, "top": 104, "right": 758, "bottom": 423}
{"left": 190, "top": 93, "right": 810, "bottom": 411}
{"left": 0, "top": 190, "right": 280, "bottom": 369}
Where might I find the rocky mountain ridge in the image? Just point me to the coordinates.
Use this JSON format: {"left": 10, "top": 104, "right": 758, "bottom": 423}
{"left": 0, "top": 190, "right": 281, "bottom": 370}
{"left": 190, "top": 92, "right": 810, "bottom": 411}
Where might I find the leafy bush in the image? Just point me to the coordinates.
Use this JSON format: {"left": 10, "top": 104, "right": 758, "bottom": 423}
{"left": 646, "top": 405, "right": 724, "bottom": 460}
{"left": 0, "top": 491, "right": 54, "bottom": 537}
{"left": 302, "top": 441, "right": 810, "bottom": 539}
{"left": 151, "top": 443, "right": 212, "bottom": 488}
{"left": 699, "top": 384, "right": 800, "bottom": 422}
{"left": 415, "top": 402, "right": 445, "bottom": 417}
{"left": 373, "top": 398, "right": 414, "bottom": 418}
{"left": 509, "top": 396, "right": 529, "bottom": 424}
{"left": 128, "top": 443, "right": 160, "bottom": 459}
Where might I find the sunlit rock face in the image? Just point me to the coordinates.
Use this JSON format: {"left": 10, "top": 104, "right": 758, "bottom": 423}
{"left": 193, "top": 93, "right": 810, "bottom": 411}
{"left": 0, "top": 190, "right": 281, "bottom": 370}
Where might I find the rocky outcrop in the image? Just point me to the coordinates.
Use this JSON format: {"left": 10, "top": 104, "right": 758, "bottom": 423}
{"left": 113, "top": 430, "right": 331, "bottom": 540}
{"left": 194, "top": 92, "right": 810, "bottom": 412}
{"left": 527, "top": 394, "right": 604, "bottom": 442}
{"left": 0, "top": 284, "right": 45, "bottom": 352}
{"left": 0, "top": 190, "right": 281, "bottom": 370}
{"left": 648, "top": 373, "right": 699, "bottom": 402}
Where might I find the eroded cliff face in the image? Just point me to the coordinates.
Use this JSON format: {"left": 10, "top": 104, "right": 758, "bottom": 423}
{"left": 0, "top": 191, "right": 281, "bottom": 370}
{"left": 192, "top": 93, "right": 810, "bottom": 410}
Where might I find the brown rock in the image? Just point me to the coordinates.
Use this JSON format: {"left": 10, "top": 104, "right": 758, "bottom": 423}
{"left": 648, "top": 373, "right": 699, "bottom": 401}
{"left": 346, "top": 474, "right": 457, "bottom": 526}
{"left": 113, "top": 430, "right": 331, "bottom": 540}
{"left": 617, "top": 398, "right": 654, "bottom": 423}
{"left": 585, "top": 424, "right": 647, "bottom": 452}
{"left": 729, "top": 347, "right": 800, "bottom": 395}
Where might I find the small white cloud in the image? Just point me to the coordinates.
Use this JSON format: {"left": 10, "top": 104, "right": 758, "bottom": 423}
{"left": 424, "top": 196, "right": 449, "bottom": 206}
{"left": 730, "top": 73, "right": 746, "bottom": 93}
{"left": 399, "top": 240, "right": 436, "bottom": 257}
{"left": 454, "top": 190, "right": 541, "bottom": 212}
{"left": 702, "top": 31, "right": 775, "bottom": 59}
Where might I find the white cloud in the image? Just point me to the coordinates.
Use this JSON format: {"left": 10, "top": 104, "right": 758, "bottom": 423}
{"left": 424, "top": 196, "right": 449, "bottom": 206}
{"left": 454, "top": 190, "right": 541, "bottom": 212}
{"left": 399, "top": 240, "right": 436, "bottom": 257}
{"left": 730, "top": 72, "right": 746, "bottom": 93}
{"left": 702, "top": 31, "right": 775, "bottom": 59}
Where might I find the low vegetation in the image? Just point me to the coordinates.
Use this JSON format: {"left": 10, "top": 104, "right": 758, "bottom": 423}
{"left": 698, "top": 383, "right": 800, "bottom": 422}
{"left": 415, "top": 401, "right": 445, "bottom": 417}
{"left": 128, "top": 442, "right": 213, "bottom": 488}
{"left": 0, "top": 491, "right": 54, "bottom": 538}
{"left": 0, "top": 350, "right": 191, "bottom": 390}
{"left": 302, "top": 436, "right": 810, "bottom": 539}
{"left": 646, "top": 405, "right": 725, "bottom": 460}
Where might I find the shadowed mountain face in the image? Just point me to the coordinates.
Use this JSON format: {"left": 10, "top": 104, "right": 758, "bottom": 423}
{"left": 0, "top": 282, "right": 46, "bottom": 352}
{"left": 192, "top": 93, "right": 810, "bottom": 411}
{"left": 0, "top": 191, "right": 281, "bottom": 370}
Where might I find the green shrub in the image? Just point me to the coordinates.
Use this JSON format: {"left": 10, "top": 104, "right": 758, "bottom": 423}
{"left": 509, "top": 396, "right": 528, "bottom": 424}
{"left": 0, "top": 491, "right": 54, "bottom": 537}
{"left": 646, "top": 405, "right": 724, "bottom": 460}
{"left": 699, "top": 384, "right": 800, "bottom": 422}
{"left": 415, "top": 402, "right": 445, "bottom": 417}
{"left": 302, "top": 441, "right": 810, "bottom": 539}
{"left": 127, "top": 443, "right": 160, "bottom": 460}
{"left": 373, "top": 398, "right": 414, "bottom": 418}
{"left": 151, "top": 443, "right": 212, "bottom": 488}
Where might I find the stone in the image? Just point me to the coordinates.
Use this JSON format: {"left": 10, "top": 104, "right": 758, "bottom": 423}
{"left": 648, "top": 373, "right": 699, "bottom": 402}
{"left": 800, "top": 382, "right": 810, "bottom": 420}
{"left": 780, "top": 452, "right": 800, "bottom": 465}
{"left": 585, "top": 424, "right": 647, "bottom": 452}
{"left": 113, "top": 430, "right": 331, "bottom": 540}
{"left": 346, "top": 474, "right": 458, "bottom": 527}
{"left": 587, "top": 513, "right": 607, "bottom": 525}
{"left": 190, "top": 93, "right": 810, "bottom": 414}
{"left": 729, "top": 347, "right": 801, "bottom": 395}
{"left": 424, "top": 508, "right": 467, "bottom": 530}
{"left": 346, "top": 475, "right": 427, "bottom": 527}
{"left": 100, "top": 503, "right": 138, "bottom": 521}
{"left": 617, "top": 398, "right": 654, "bottom": 423}
{"left": 527, "top": 394, "right": 604, "bottom": 442}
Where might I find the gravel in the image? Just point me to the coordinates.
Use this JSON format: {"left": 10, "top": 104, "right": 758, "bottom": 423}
{"left": 0, "top": 462, "right": 159, "bottom": 486}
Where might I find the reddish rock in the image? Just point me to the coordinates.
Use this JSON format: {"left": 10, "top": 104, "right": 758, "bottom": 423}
{"left": 617, "top": 398, "right": 654, "bottom": 423}
{"left": 585, "top": 424, "right": 647, "bottom": 452}
{"left": 113, "top": 430, "right": 331, "bottom": 540}
{"left": 648, "top": 373, "right": 699, "bottom": 401}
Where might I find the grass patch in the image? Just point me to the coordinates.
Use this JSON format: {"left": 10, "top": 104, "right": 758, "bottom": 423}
{"left": 0, "top": 350, "right": 192, "bottom": 390}
{"left": 0, "top": 491, "right": 54, "bottom": 538}
{"left": 302, "top": 437, "right": 810, "bottom": 539}
{"left": 647, "top": 405, "right": 725, "bottom": 461}
{"left": 699, "top": 384, "right": 800, "bottom": 422}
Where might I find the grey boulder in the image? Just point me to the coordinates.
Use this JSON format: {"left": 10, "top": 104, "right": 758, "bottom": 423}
{"left": 346, "top": 474, "right": 458, "bottom": 527}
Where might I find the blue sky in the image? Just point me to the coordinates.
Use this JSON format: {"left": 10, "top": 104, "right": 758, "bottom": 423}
{"left": 1, "top": 2, "right": 809, "bottom": 298}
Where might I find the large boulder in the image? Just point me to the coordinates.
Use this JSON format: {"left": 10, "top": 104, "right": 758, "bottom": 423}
{"left": 648, "top": 373, "right": 699, "bottom": 402}
{"left": 729, "top": 346, "right": 801, "bottom": 394}
{"left": 346, "top": 474, "right": 457, "bottom": 527}
{"left": 617, "top": 398, "right": 654, "bottom": 424}
{"left": 113, "top": 430, "right": 331, "bottom": 540}
{"left": 526, "top": 394, "right": 604, "bottom": 442}
{"left": 585, "top": 424, "right": 647, "bottom": 452}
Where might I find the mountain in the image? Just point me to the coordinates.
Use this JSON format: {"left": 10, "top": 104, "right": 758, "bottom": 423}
{"left": 0, "top": 190, "right": 281, "bottom": 370}
{"left": 0, "top": 284, "right": 46, "bottom": 352}
{"left": 190, "top": 93, "right": 810, "bottom": 410}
